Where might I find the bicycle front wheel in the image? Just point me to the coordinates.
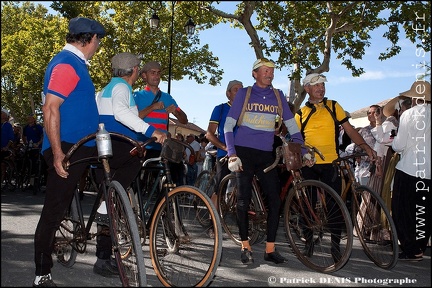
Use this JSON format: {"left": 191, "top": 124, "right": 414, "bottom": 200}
{"left": 284, "top": 180, "right": 353, "bottom": 273}
{"left": 106, "top": 181, "right": 147, "bottom": 287}
{"left": 351, "top": 185, "right": 398, "bottom": 269}
{"left": 217, "top": 173, "right": 261, "bottom": 246}
{"left": 149, "top": 185, "right": 222, "bottom": 287}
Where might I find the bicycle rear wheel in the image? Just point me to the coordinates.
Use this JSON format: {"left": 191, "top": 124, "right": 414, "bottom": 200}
{"left": 284, "top": 180, "right": 353, "bottom": 273}
{"left": 195, "top": 170, "right": 216, "bottom": 197}
{"left": 217, "top": 173, "right": 262, "bottom": 246}
{"left": 54, "top": 191, "right": 81, "bottom": 268}
{"left": 351, "top": 185, "right": 398, "bottom": 269}
{"left": 149, "top": 185, "right": 222, "bottom": 287}
{"left": 106, "top": 181, "right": 147, "bottom": 287}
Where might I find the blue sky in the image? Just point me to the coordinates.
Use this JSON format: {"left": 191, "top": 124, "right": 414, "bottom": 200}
{"left": 37, "top": 1, "right": 430, "bottom": 130}
{"left": 154, "top": 3, "right": 430, "bottom": 130}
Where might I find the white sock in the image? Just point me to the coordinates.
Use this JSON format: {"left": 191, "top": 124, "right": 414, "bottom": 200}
{"left": 34, "top": 274, "right": 51, "bottom": 285}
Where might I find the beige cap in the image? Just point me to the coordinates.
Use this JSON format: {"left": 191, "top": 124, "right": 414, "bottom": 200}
{"left": 111, "top": 52, "right": 140, "bottom": 70}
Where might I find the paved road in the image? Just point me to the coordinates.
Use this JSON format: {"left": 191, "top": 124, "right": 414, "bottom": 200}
{"left": 1, "top": 187, "right": 430, "bottom": 287}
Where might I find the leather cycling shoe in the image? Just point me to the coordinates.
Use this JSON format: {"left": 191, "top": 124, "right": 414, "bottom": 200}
{"left": 264, "top": 249, "right": 286, "bottom": 264}
{"left": 93, "top": 259, "right": 119, "bottom": 278}
{"left": 241, "top": 248, "right": 254, "bottom": 264}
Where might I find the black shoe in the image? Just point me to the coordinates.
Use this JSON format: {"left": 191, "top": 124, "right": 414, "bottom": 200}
{"left": 303, "top": 241, "right": 314, "bottom": 257}
{"left": 93, "top": 259, "right": 119, "bottom": 278}
{"left": 33, "top": 275, "right": 57, "bottom": 287}
{"left": 241, "top": 248, "right": 254, "bottom": 264}
{"left": 331, "top": 245, "right": 342, "bottom": 263}
{"left": 399, "top": 252, "right": 423, "bottom": 261}
{"left": 264, "top": 249, "right": 286, "bottom": 264}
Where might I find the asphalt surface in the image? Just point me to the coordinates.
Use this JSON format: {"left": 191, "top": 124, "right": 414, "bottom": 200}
{"left": 1, "top": 187, "right": 431, "bottom": 287}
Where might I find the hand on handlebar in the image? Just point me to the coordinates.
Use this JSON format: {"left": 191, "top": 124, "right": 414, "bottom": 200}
{"left": 228, "top": 156, "right": 243, "bottom": 172}
{"left": 56, "top": 152, "right": 69, "bottom": 178}
{"left": 302, "top": 153, "right": 316, "bottom": 167}
{"left": 152, "top": 130, "right": 168, "bottom": 144}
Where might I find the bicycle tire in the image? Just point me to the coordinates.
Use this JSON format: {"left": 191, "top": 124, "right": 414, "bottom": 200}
{"left": 217, "top": 173, "right": 261, "bottom": 246}
{"left": 284, "top": 180, "right": 353, "bottom": 273}
{"left": 2, "top": 159, "right": 17, "bottom": 190}
{"left": 127, "top": 187, "right": 146, "bottom": 245}
{"left": 140, "top": 168, "right": 165, "bottom": 224}
{"left": 195, "top": 170, "right": 216, "bottom": 197}
{"left": 54, "top": 191, "right": 80, "bottom": 268}
{"left": 149, "top": 185, "right": 222, "bottom": 287}
{"left": 32, "top": 157, "right": 43, "bottom": 195}
{"left": 106, "top": 181, "right": 147, "bottom": 287}
{"left": 18, "top": 157, "right": 32, "bottom": 190}
{"left": 195, "top": 171, "right": 217, "bottom": 227}
{"left": 351, "top": 185, "right": 398, "bottom": 269}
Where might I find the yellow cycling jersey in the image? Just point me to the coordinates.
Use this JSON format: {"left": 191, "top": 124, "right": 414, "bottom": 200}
{"left": 295, "top": 98, "right": 348, "bottom": 164}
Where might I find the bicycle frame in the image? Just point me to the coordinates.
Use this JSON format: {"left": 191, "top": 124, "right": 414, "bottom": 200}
{"left": 55, "top": 131, "right": 147, "bottom": 286}
{"left": 130, "top": 138, "right": 196, "bottom": 242}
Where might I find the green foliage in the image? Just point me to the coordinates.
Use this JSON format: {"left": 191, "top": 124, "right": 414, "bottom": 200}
{"left": 1, "top": 1, "right": 430, "bottom": 122}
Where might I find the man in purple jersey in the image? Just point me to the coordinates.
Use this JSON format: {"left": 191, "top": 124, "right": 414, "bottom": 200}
{"left": 224, "top": 58, "right": 311, "bottom": 265}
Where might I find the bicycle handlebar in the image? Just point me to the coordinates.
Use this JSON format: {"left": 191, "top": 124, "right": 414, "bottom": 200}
{"left": 263, "top": 143, "right": 324, "bottom": 173}
{"left": 219, "top": 155, "right": 228, "bottom": 163}
{"left": 331, "top": 152, "right": 368, "bottom": 166}
{"left": 331, "top": 152, "right": 369, "bottom": 182}
{"left": 62, "top": 132, "right": 145, "bottom": 170}
{"left": 129, "top": 136, "right": 195, "bottom": 159}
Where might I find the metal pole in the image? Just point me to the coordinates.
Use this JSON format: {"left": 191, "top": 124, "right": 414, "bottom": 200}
{"left": 168, "top": 2, "right": 174, "bottom": 95}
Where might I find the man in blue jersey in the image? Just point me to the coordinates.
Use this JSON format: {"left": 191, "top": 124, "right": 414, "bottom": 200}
{"left": 224, "top": 59, "right": 310, "bottom": 265}
{"left": 34, "top": 17, "right": 106, "bottom": 287}
{"left": 23, "top": 114, "right": 43, "bottom": 148}
{"left": 134, "top": 61, "right": 188, "bottom": 158}
{"left": 134, "top": 61, "right": 188, "bottom": 186}
{"left": 22, "top": 114, "right": 44, "bottom": 179}
{"left": 205, "top": 80, "right": 243, "bottom": 238}
{"left": 1, "top": 108, "right": 14, "bottom": 188}
{"left": 95, "top": 52, "right": 167, "bottom": 276}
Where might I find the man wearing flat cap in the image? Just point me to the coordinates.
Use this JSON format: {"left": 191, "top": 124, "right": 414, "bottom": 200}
{"left": 34, "top": 16, "right": 106, "bottom": 287}
{"left": 94, "top": 52, "right": 167, "bottom": 276}
{"left": 391, "top": 80, "right": 431, "bottom": 261}
{"left": 224, "top": 58, "right": 307, "bottom": 265}
{"left": 133, "top": 60, "right": 188, "bottom": 186}
{"left": 134, "top": 60, "right": 188, "bottom": 156}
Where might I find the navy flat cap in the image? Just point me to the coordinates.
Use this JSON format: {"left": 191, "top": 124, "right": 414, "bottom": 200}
{"left": 68, "top": 17, "right": 106, "bottom": 37}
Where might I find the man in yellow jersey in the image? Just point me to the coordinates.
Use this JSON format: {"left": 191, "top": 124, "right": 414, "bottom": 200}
{"left": 295, "top": 73, "right": 376, "bottom": 262}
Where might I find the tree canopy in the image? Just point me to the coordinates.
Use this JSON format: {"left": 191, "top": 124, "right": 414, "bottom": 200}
{"left": 1, "top": 1, "right": 430, "bottom": 124}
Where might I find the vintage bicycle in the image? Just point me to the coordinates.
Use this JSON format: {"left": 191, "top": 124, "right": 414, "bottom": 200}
{"left": 129, "top": 137, "right": 223, "bottom": 287}
{"left": 333, "top": 152, "right": 398, "bottom": 269}
{"left": 53, "top": 131, "right": 146, "bottom": 286}
{"left": 194, "top": 151, "right": 228, "bottom": 198}
{"left": 217, "top": 135, "right": 354, "bottom": 272}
